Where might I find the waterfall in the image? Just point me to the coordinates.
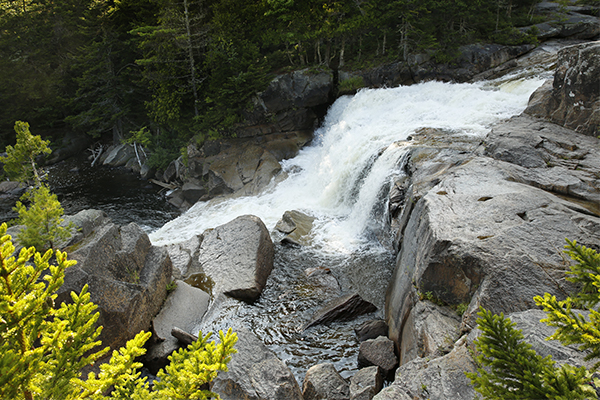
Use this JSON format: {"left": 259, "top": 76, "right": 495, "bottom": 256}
{"left": 149, "top": 76, "right": 546, "bottom": 252}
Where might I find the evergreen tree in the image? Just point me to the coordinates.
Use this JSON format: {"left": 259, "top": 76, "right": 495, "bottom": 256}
{"left": 0, "top": 222, "right": 238, "bottom": 399}
{"left": 468, "top": 240, "right": 600, "bottom": 399}
{"left": 1, "top": 121, "right": 71, "bottom": 252}
{"left": 0, "top": 121, "right": 51, "bottom": 185}
{"left": 13, "top": 183, "right": 71, "bottom": 252}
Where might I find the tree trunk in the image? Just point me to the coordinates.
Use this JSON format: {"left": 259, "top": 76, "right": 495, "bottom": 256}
{"left": 183, "top": 0, "right": 199, "bottom": 117}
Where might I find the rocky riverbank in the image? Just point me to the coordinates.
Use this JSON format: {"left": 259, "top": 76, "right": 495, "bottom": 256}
{"left": 4, "top": 3, "right": 597, "bottom": 397}
{"left": 26, "top": 37, "right": 597, "bottom": 399}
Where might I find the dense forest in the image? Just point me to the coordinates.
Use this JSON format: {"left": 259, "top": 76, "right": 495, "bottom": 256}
{"left": 0, "top": 0, "right": 542, "bottom": 168}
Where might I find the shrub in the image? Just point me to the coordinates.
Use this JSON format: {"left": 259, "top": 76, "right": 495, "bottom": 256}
{"left": 0, "top": 223, "right": 237, "bottom": 399}
{"left": 467, "top": 240, "right": 600, "bottom": 399}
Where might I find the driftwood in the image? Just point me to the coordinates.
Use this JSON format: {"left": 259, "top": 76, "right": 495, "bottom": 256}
{"left": 89, "top": 144, "right": 104, "bottom": 167}
{"left": 150, "top": 179, "right": 178, "bottom": 190}
{"left": 171, "top": 327, "right": 197, "bottom": 346}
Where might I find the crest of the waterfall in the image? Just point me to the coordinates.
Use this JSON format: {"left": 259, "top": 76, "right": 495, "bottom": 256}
{"left": 149, "top": 76, "right": 546, "bottom": 252}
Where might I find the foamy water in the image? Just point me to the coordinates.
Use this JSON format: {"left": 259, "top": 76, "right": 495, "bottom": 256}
{"left": 149, "top": 76, "right": 546, "bottom": 252}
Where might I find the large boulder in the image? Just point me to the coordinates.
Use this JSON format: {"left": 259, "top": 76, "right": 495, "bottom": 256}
{"left": 101, "top": 144, "right": 136, "bottom": 167}
{"left": 58, "top": 222, "right": 172, "bottom": 351}
{"left": 525, "top": 41, "right": 600, "bottom": 136}
{"left": 302, "top": 363, "right": 350, "bottom": 400}
{"left": 211, "top": 328, "right": 303, "bottom": 400}
{"left": 192, "top": 215, "right": 274, "bottom": 303}
{"left": 258, "top": 69, "right": 333, "bottom": 113}
{"left": 206, "top": 144, "right": 282, "bottom": 198}
{"left": 349, "top": 366, "right": 383, "bottom": 400}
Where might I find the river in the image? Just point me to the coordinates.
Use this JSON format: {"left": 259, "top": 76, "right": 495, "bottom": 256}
{"left": 149, "top": 67, "right": 550, "bottom": 381}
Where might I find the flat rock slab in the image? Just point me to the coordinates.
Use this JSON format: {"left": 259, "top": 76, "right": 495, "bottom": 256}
{"left": 304, "top": 293, "right": 377, "bottom": 330}
{"left": 199, "top": 215, "right": 274, "bottom": 303}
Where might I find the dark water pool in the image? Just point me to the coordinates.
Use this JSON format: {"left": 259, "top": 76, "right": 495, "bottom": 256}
{"left": 0, "top": 154, "right": 181, "bottom": 232}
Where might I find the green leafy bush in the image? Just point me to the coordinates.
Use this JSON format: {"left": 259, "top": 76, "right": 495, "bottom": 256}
{"left": 0, "top": 223, "right": 237, "bottom": 399}
{"left": 468, "top": 240, "right": 600, "bottom": 399}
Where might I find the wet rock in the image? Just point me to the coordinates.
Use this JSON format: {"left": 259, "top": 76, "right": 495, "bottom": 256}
{"left": 304, "top": 292, "right": 377, "bottom": 330}
{"left": 355, "top": 319, "right": 389, "bottom": 343}
{"left": 350, "top": 366, "right": 383, "bottom": 400}
{"left": 212, "top": 328, "right": 302, "bottom": 400}
{"left": 276, "top": 210, "right": 315, "bottom": 246}
{"left": 525, "top": 41, "right": 600, "bottom": 136}
{"left": 206, "top": 145, "right": 282, "bottom": 198}
{"left": 146, "top": 281, "right": 210, "bottom": 370}
{"left": 374, "top": 346, "right": 477, "bottom": 400}
{"left": 198, "top": 215, "right": 274, "bottom": 303}
{"left": 58, "top": 222, "right": 172, "bottom": 352}
{"left": 302, "top": 363, "right": 350, "bottom": 400}
{"left": 305, "top": 267, "right": 341, "bottom": 295}
{"left": 400, "top": 300, "right": 461, "bottom": 365}
{"left": 357, "top": 336, "right": 398, "bottom": 378}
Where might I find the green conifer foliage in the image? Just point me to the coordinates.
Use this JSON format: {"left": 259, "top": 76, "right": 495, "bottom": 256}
{"left": 0, "top": 121, "right": 51, "bottom": 185}
{"left": 468, "top": 240, "right": 600, "bottom": 399}
{"left": 13, "top": 184, "right": 72, "bottom": 252}
{"left": 0, "top": 223, "right": 238, "bottom": 399}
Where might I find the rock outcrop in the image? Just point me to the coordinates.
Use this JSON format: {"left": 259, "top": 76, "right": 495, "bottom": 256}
{"left": 525, "top": 41, "right": 599, "bottom": 136}
{"left": 382, "top": 39, "right": 600, "bottom": 399}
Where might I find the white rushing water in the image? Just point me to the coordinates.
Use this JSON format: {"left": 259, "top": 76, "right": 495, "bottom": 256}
{"left": 150, "top": 76, "right": 546, "bottom": 252}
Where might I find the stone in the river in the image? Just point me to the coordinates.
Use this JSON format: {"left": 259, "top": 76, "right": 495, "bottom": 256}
{"left": 198, "top": 215, "right": 274, "bottom": 303}
{"left": 303, "top": 292, "right": 377, "bottom": 330}
{"left": 302, "top": 363, "right": 350, "bottom": 400}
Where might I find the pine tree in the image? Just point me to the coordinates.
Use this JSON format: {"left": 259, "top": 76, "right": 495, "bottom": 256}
{"left": 468, "top": 240, "right": 600, "bottom": 399}
{"left": 0, "top": 222, "right": 238, "bottom": 399}
{"left": 13, "top": 183, "right": 71, "bottom": 252}
{"left": 0, "top": 121, "right": 51, "bottom": 185}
